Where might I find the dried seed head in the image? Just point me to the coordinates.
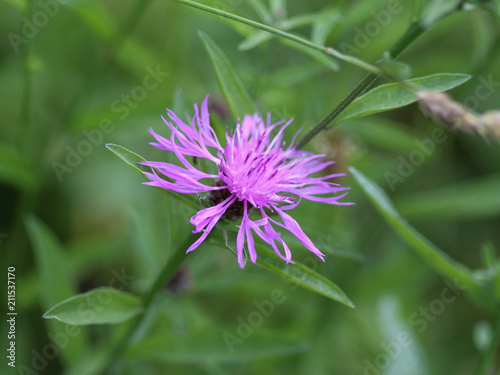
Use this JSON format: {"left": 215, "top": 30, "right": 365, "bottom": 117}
{"left": 417, "top": 90, "right": 480, "bottom": 133}
{"left": 480, "top": 110, "right": 500, "bottom": 141}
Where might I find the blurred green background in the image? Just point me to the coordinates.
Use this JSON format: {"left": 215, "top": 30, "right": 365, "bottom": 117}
{"left": 1, "top": 0, "right": 500, "bottom": 374}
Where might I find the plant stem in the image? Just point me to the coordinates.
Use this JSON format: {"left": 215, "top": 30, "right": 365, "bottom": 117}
{"left": 99, "top": 234, "right": 195, "bottom": 374}
{"left": 296, "top": 21, "right": 425, "bottom": 149}
{"left": 171, "top": 0, "right": 381, "bottom": 75}
{"left": 476, "top": 315, "right": 500, "bottom": 375}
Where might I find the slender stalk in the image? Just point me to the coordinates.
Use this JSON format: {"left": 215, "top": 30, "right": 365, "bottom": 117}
{"left": 476, "top": 315, "right": 500, "bottom": 375}
{"left": 99, "top": 234, "right": 196, "bottom": 374}
{"left": 171, "top": 0, "right": 381, "bottom": 75}
{"left": 296, "top": 21, "right": 425, "bottom": 149}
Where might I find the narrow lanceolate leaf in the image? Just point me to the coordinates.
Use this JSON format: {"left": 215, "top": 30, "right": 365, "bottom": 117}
{"left": 331, "top": 73, "right": 471, "bottom": 126}
{"left": 127, "top": 328, "right": 308, "bottom": 363}
{"left": 255, "top": 244, "right": 355, "bottom": 308}
{"left": 246, "top": 0, "right": 273, "bottom": 24}
{"left": 25, "top": 216, "right": 89, "bottom": 364}
{"left": 198, "top": 31, "right": 258, "bottom": 121}
{"left": 43, "top": 287, "right": 142, "bottom": 325}
{"left": 105, "top": 143, "right": 151, "bottom": 175}
{"left": 281, "top": 39, "right": 339, "bottom": 71}
{"left": 311, "top": 7, "right": 340, "bottom": 45}
{"left": 420, "top": 0, "right": 463, "bottom": 28}
{"left": 209, "top": 228, "right": 353, "bottom": 307}
{"left": 349, "top": 167, "right": 494, "bottom": 312}
{"left": 105, "top": 143, "right": 199, "bottom": 209}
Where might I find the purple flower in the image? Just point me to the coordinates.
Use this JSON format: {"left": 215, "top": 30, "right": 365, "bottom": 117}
{"left": 141, "top": 96, "right": 353, "bottom": 268}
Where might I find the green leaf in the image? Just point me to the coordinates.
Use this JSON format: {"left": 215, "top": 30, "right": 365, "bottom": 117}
{"left": 379, "top": 51, "right": 412, "bottom": 80}
{"left": 172, "top": 87, "right": 190, "bottom": 117}
{"left": 208, "top": 226, "right": 353, "bottom": 307}
{"left": 43, "top": 287, "right": 142, "bottom": 325}
{"left": 349, "top": 167, "right": 494, "bottom": 312}
{"left": 0, "top": 142, "right": 36, "bottom": 190}
{"left": 127, "top": 328, "right": 308, "bottom": 363}
{"left": 239, "top": 28, "right": 340, "bottom": 71}
{"left": 332, "top": 73, "right": 471, "bottom": 126}
{"left": 421, "top": 0, "right": 463, "bottom": 28}
{"left": 198, "top": 31, "right": 258, "bottom": 120}
{"left": 281, "top": 39, "right": 339, "bottom": 71}
{"left": 25, "top": 215, "right": 89, "bottom": 364}
{"left": 395, "top": 174, "right": 500, "bottom": 221}
{"left": 376, "top": 296, "right": 430, "bottom": 374}
{"left": 105, "top": 143, "right": 199, "bottom": 210}
{"left": 238, "top": 30, "right": 273, "bottom": 51}
{"left": 270, "top": 0, "right": 287, "bottom": 19}
{"left": 246, "top": 0, "right": 273, "bottom": 24}
{"left": 104, "top": 143, "right": 150, "bottom": 176}
{"left": 311, "top": 7, "right": 340, "bottom": 45}
{"left": 255, "top": 244, "right": 354, "bottom": 308}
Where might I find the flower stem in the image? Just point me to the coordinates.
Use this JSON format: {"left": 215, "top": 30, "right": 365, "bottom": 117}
{"left": 295, "top": 21, "right": 425, "bottom": 150}
{"left": 99, "top": 234, "right": 195, "bottom": 374}
{"left": 476, "top": 314, "right": 500, "bottom": 375}
{"left": 171, "top": 0, "right": 381, "bottom": 75}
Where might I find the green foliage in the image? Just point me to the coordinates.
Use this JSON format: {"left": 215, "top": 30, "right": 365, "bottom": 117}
{"left": 255, "top": 244, "right": 355, "bottom": 308}
{"left": 332, "top": 73, "right": 472, "bottom": 126}
{"left": 349, "top": 167, "right": 495, "bottom": 312}
{"left": 25, "top": 216, "right": 90, "bottom": 364}
{"left": 127, "top": 328, "right": 309, "bottom": 364}
{"left": 210, "top": 223, "right": 354, "bottom": 307}
{"left": 105, "top": 143, "right": 199, "bottom": 209}
{"left": 43, "top": 287, "right": 142, "bottom": 325}
{"left": 199, "top": 31, "right": 258, "bottom": 120}
{"left": 3, "top": 0, "right": 500, "bottom": 374}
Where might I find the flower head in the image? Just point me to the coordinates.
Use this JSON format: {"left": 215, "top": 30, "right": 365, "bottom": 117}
{"left": 141, "top": 96, "right": 353, "bottom": 268}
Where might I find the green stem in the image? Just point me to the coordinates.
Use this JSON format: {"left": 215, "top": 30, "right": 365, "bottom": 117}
{"left": 296, "top": 21, "right": 425, "bottom": 149}
{"left": 99, "top": 234, "right": 195, "bottom": 374}
{"left": 171, "top": 0, "right": 381, "bottom": 75}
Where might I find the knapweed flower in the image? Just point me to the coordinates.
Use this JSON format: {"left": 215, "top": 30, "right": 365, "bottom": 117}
{"left": 141, "top": 96, "right": 353, "bottom": 268}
